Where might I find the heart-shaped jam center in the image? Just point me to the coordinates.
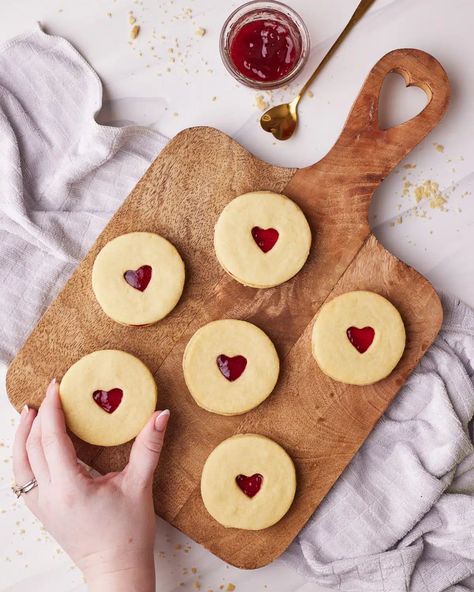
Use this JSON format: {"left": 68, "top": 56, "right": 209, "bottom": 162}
{"left": 347, "top": 326, "right": 375, "bottom": 353}
{"left": 251, "top": 227, "right": 279, "bottom": 253}
{"left": 216, "top": 354, "right": 247, "bottom": 382}
{"left": 236, "top": 473, "right": 263, "bottom": 498}
{"left": 92, "top": 388, "right": 123, "bottom": 413}
{"left": 124, "top": 265, "right": 152, "bottom": 292}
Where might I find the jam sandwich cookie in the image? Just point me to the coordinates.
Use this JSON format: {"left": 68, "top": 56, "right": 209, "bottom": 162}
{"left": 200, "top": 434, "right": 296, "bottom": 530}
{"left": 312, "top": 290, "right": 406, "bottom": 386}
{"left": 183, "top": 319, "right": 280, "bottom": 416}
{"left": 92, "top": 232, "right": 185, "bottom": 326}
{"left": 214, "top": 191, "right": 311, "bottom": 288}
{"left": 59, "top": 349, "right": 157, "bottom": 446}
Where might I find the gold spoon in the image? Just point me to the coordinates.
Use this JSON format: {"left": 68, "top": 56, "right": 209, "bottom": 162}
{"left": 260, "top": 0, "right": 376, "bottom": 141}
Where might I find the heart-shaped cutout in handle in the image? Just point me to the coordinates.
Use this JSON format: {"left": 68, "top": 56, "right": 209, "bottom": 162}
{"left": 347, "top": 326, "right": 375, "bottom": 354}
{"left": 252, "top": 227, "right": 279, "bottom": 253}
{"left": 378, "top": 71, "right": 428, "bottom": 130}
{"left": 124, "top": 265, "right": 152, "bottom": 292}
{"left": 236, "top": 473, "right": 263, "bottom": 498}
{"left": 93, "top": 388, "right": 123, "bottom": 413}
{"left": 216, "top": 354, "right": 247, "bottom": 382}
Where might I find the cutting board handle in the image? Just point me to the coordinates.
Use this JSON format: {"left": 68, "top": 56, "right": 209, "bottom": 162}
{"left": 327, "top": 48, "right": 450, "bottom": 181}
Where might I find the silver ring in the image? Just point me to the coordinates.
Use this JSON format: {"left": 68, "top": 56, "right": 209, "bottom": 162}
{"left": 12, "top": 477, "right": 38, "bottom": 498}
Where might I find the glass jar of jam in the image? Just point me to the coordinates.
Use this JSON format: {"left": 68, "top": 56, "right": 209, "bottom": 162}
{"left": 220, "top": 0, "right": 310, "bottom": 90}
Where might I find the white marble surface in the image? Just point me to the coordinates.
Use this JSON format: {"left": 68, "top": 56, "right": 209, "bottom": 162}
{"left": 1, "top": 0, "right": 474, "bottom": 590}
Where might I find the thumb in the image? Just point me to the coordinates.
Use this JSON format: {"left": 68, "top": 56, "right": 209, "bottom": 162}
{"left": 125, "top": 409, "right": 170, "bottom": 488}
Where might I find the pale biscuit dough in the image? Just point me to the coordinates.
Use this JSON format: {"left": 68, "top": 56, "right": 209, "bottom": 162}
{"left": 214, "top": 191, "right": 312, "bottom": 288}
{"left": 59, "top": 350, "right": 157, "bottom": 446}
{"left": 200, "top": 434, "right": 296, "bottom": 530}
{"left": 92, "top": 232, "right": 185, "bottom": 325}
{"left": 183, "top": 320, "right": 280, "bottom": 415}
{"left": 312, "top": 291, "right": 406, "bottom": 385}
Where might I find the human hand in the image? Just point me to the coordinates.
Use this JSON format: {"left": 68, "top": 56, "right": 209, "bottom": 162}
{"left": 12, "top": 378, "right": 169, "bottom": 592}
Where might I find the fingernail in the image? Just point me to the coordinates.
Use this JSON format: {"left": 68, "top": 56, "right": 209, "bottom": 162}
{"left": 21, "top": 404, "right": 29, "bottom": 417}
{"left": 46, "top": 378, "right": 57, "bottom": 396}
{"left": 154, "top": 409, "right": 170, "bottom": 432}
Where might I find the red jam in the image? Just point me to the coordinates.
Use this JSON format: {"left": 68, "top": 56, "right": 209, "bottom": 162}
{"left": 236, "top": 473, "right": 263, "bottom": 498}
{"left": 346, "top": 327, "right": 375, "bottom": 354}
{"left": 252, "top": 227, "right": 279, "bottom": 253}
{"left": 92, "top": 388, "right": 123, "bottom": 413}
{"left": 229, "top": 19, "right": 300, "bottom": 82}
{"left": 216, "top": 354, "right": 247, "bottom": 382}
{"left": 124, "top": 265, "right": 152, "bottom": 292}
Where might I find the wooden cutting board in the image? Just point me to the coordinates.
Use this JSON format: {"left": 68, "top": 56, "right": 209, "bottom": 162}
{"left": 7, "top": 49, "right": 450, "bottom": 569}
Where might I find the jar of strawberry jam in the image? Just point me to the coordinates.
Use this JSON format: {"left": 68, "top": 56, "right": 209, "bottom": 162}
{"left": 220, "top": 0, "right": 310, "bottom": 89}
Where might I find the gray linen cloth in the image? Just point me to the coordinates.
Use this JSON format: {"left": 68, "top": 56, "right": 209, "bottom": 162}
{"left": 1, "top": 26, "right": 474, "bottom": 592}
{"left": 0, "top": 25, "right": 167, "bottom": 363}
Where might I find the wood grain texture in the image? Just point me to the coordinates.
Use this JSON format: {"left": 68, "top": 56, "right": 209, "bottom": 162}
{"left": 6, "top": 49, "right": 450, "bottom": 568}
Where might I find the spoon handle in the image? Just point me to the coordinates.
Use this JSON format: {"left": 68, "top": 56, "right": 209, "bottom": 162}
{"left": 297, "top": 0, "right": 377, "bottom": 101}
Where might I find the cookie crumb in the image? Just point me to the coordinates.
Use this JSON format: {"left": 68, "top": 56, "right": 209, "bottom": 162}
{"left": 226, "top": 585, "right": 236, "bottom": 592}
{"left": 131, "top": 25, "right": 140, "bottom": 40}
{"left": 308, "top": 90, "right": 314, "bottom": 98}
{"left": 414, "top": 180, "right": 447, "bottom": 209}
{"left": 129, "top": 15, "right": 136, "bottom": 24}
{"left": 402, "top": 180, "right": 412, "bottom": 196}
{"left": 430, "top": 194, "right": 447, "bottom": 209}
{"left": 255, "top": 94, "right": 268, "bottom": 111}
{"left": 195, "top": 27, "right": 206, "bottom": 37}
{"left": 433, "top": 142, "right": 444, "bottom": 153}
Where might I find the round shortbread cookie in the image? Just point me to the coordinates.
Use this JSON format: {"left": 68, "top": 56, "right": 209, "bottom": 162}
{"left": 92, "top": 232, "right": 185, "bottom": 326}
{"left": 59, "top": 349, "right": 157, "bottom": 446}
{"left": 214, "top": 191, "right": 312, "bottom": 288}
{"left": 200, "top": 434, "right": 296, "bottom": 530}
{"left": 311, "top": 291, "right": 406, "bottom": 385}
{"left": 183, "top": 319, "right": 280, "bottom": 415}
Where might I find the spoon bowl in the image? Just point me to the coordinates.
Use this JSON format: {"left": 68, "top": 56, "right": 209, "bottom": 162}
{"left": 260, "top": 98, "right": 299, "bottom": 141}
